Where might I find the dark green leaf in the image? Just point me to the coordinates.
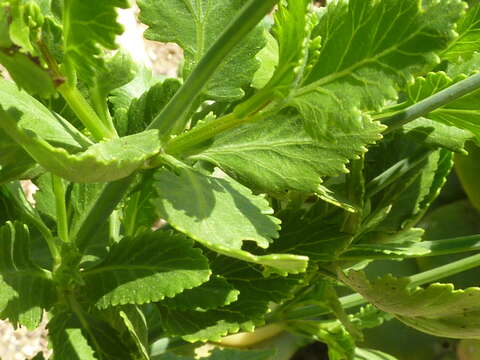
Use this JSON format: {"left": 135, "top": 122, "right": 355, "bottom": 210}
{"left": 139, "top": 0, "right": 265, "bottom": 101}
{"left": 152, "top": 167, "right": 308, "bottom": 275}
{"left": 82, "top": 230, "right": 210, "bottom": 309}
{"left": 0, "top": 221, "right": 54, "bottom": 329}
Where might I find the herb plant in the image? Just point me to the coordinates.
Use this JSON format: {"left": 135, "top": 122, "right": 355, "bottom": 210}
{"left": 1, "top": 0, "right": 480, "bottom": 359}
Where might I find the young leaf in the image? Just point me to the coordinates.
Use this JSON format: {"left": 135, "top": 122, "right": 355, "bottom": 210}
{"left": 152, "top": 167, "right": 308, "bottom": 275}
{"left": 63, "top": 0, "right": 129, "bottom": 85}
{"left": 0, "top": 221, "right": 54, "bottom": 329}
{"left": 138, "top": 0, "right": 265, "bottom": 101}
{"left": 204, "top": 349, "right": 275, "bottom": 360}
{"left": 190, "top": 110, "right": 381, "bottom": 194}
{"left": 292, "top": 0, "right": 464, "bottom": 140}
{"left": 442, "top": 2, "right": 480, "bottom": 61}
{"left": 81, "top": 230, "right": 211, "bottom": 309}
{"left": 341, "top": 270, "right": 480, "bottom": 339}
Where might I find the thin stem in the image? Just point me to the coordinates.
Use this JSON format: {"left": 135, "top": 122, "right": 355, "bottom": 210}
{"left": 147, "top": 0, "right": 278, "bottom": 139}
{"left": 382, "top": 72, "right": 480, "bottom": 132}
{"left": 52, "top": 175, "right": 69, "bottom": 243}
{"left": 58, "top": 84, "right": 117, "bottom": 141}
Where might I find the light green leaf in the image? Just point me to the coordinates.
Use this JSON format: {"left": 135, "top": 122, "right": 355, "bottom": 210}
{"left": 152, "top": 167, "right": 308, "bottom": 275}
{"left": 442, "top": 2, "right": 480, "bottom": 61}
{"left": 48, "top": 312, "right": 97, "bottom": 360}
{"left": 0, "top": 106, "right": 161, "bottom": 182}
{"left": 33, "top": 173, "right": 57, "bottom": 221}
{"left": 191, "top": 110, "right": 381, "bottom": 194}
{"left": 354, "top": 348, "right": 398, "bottom": 360}
{"left": 341, "top": 270, "right": 480, "bottom": 338}
{"left": 402, "top": 117, "right": 474, "bottom": 154}
{"left": 407, "top": 71, "right": 480, "bottom": 140}
{"left": 251, "top": 30, "right": 278, "bottom": 89}
{"left": 7, "top": 0, "right": 45, "bottom": 53}
{"left": 63, "top": 0, "right": 129, "bottom": 85}
{"left": 82, "top": 230, "right": 211, "bottom": 309}
{"left": 160, "top": 276, "right": 239, "bottom": 310}
{"left": 138, "top": 0, "right": 264, "bottom": 101}
{"left": 292, "top": 0, "right": 463, "bottom": 140}
{"left": 0, "top": 221, "right": 54, "bottom": 329}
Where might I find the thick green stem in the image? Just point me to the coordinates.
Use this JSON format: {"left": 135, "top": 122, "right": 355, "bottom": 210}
{"left": 58, "top": 85, "right": 117, "bottom": 141}
{"left": 70, "top": 175, "right": 134, "bottom": 253}
{"left": 382, "top": 72, "right": 480, "bottom": 132}
{"left": 147, "top": 0, "right": 278, "bottom": 139}
{"left": 52, "top": 175, "right": 69, "bottom": 243}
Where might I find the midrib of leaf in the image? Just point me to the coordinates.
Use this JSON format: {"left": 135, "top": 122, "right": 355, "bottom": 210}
{"left": 442, "top": 6, "right": 480, "bottom": 56}
{"left": 182, "top": 0, "right": 207, "bottom": 64}
{"left": 2, "top": 269, "right": 52, "bottom": 280}
{"left": 200, "top": 140, "right": 314, "bottom": 153}
{"left": 82, "top": 263, "right": 190, "bottom": 276}
{"left": 434, "top": 108, "right": 480, "bottom": 116}
{"left": 294, "top": 15, "right": 422, "bottom": 98}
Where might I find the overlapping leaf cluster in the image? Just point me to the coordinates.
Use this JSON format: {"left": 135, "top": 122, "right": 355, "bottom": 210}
{"left": 1, "top": 0, "right": 480, "bottom": 359}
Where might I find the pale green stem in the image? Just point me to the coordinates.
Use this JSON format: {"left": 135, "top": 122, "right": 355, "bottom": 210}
{"left": 52, "top": 175, "right": 69, "bottom": 243}
{"left": 58, "top": 85, "right": 117, "bottom": 141}
{"left": 382, "top": 72, "right": 480, "bottom": 132}
{"left": 147, "top": 0, "right": 278, "bottom": 139}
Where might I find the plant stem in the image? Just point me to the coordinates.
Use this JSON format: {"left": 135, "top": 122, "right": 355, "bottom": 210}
{"left": 147, "top": 0, "right": 278, "bottom": 139}
{"left": 71, "top": 175, "right": 134, "bottom": 253}
{"left": 58, "top": 84, "right": 117, "bottom": 141}
{"left": 52, "top": 175, "right": 69, "bottom": 243}
{"left": 382, "top": 72, "right": 480, "bottom": 132}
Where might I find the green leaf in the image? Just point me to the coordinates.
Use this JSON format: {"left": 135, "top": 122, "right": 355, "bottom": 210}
{"left": 0, "top": 107, "right": 161, "bottom": 182}
{"left": 442, "top": 2, "right": 480, "bottom": 61}
{"left": 63, "top": 0, "right": 129, "bottom": 85}
{"left": 7, "top": 0, "right": 45, "bottom": 53}
{"left": 138, "top": 0, "right": 265, "bottom": 101}
{"left": 401, "top": 117, "right": 474, "bottom": 154}
{"left": 292, "top": 0, "right": 463, "bottom": 140}
{"left": 0, "top": 221, "right": 54, "bottom": 329}
{"left": 152, "top": 167, "right": 308, "bottom": 275}
{"left": 205, "top": 349, "right": 275, "bottom": 360}
{"left": 109, "top": 66, "right": 163, "bottom": 136}
{"left": 0, "top": 78, "right": 91, "bottom": 150}
{"left": 341, "top": 270, "right": 480, "bottom": 339}
{"left": 158, "top": 255, "right": 305, "bottom": 342}
{"left": 407, "top": 71, "right": 480, "bottom": 140}
{"left": 191, "top": 110, "right": 381, "bottom": 194}
{"left": 251, "top": 30, "right": 278, "bottom": 89}
{"left": 33, "top": 173, "right": 57, "bottom": 221}
{"left": 160, "top": 276, "right": 239, "bottom": 310}
{"left": 354, "top": 348, "right": 398, "bottom": 360}
{"left": 0, "top": 51, "right": 56, "bottom": 98}
{"left": 48, "top": 311, "right": 97, "bottom": 360}
{"left": 82, "top": 230, "right": 211, "bottom": 309}
{"left": 267, "top": 208, "right": 352, "bottom": 262}
{"left": 127, "top": 78, "right": 181, "bottom": 135}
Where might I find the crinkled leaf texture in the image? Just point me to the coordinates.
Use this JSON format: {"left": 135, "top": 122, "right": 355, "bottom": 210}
{"left": 0, "top": 221, "right": 54, "bottom": 330}
{"left": 291, "top": 0, "right": 464, "bottom": 140}
{"left": 138, "top": 0, "right": 264, "bottom": 101}
{"left": 190, "top": 110, "right": 382, "bottom": 194}
{"left": 152, "top": 167, "right": 308, "bottom": 275}
{"left": 81, "top": 230, "right": 211, "bottom": 309}
{"left": 63, "top": 0, "right": 129, "bottom": 84}
{"left": 407, "top": 71, "right": 480, "bottom": 140}
{"left": 341, "top": 271, "right": 480, "bottom": 339}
